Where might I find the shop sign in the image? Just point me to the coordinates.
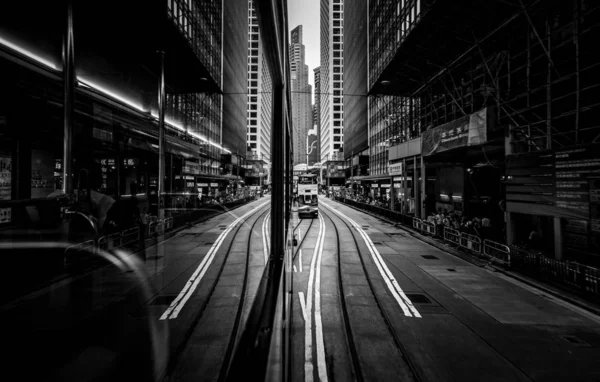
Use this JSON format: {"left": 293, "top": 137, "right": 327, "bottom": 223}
{"left": 380, "top": 184, "right": 391, "bottom": 188}
{"left": 421, "top": 107, "right": 488, "bottom": 156}
{"left": 184, "top": 161, "right": 201, "bottom": 175}
{"left": 197, "top": 183, "right": 209, "bottom": 187}
{"left": 186, "top": 182, "right": 195, "bottom": 187}
{"left": 210, "top": 183, "right": 219, "bottom": 187}
{"left": 389, "top": 162, "right": 403, "bottom": 176}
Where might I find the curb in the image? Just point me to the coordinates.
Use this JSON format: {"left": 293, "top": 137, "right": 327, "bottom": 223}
{"left": 332, "top": 199, "right": 600, "bottom": 318}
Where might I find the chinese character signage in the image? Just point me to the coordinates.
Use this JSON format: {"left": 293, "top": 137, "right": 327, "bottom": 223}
{"left": 389, "top": 162, "right": 403, "bottom": 176}
{"left": 421, "top": 107, "right": 489, "bottom": 156}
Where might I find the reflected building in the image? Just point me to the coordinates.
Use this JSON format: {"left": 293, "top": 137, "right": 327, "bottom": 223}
{"left": 0, "top": 0, "right": 250, "bottom": 222}
{"left": 289, "top": 25, "right": 312, "bottom": 165}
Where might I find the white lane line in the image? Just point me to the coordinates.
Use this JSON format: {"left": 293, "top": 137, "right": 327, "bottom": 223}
{"left": 321, "top": 199, "right": 421, "bottom": 318}
{"left": 159, "top": 201, "right": 269, "bottom": 320}
{"left": 305, "top": 212, "right": 325, "bottom": 382}
{"left": 314, "top": 213, "right": 329, "bottom": 382}
{"left": 299, "top": 249, "right": 303, "bottom": 272}
{"left": 299, "top": 291, "right": 308, "bottom": 322}
{"left": 262, "top": 212, "right": 271, "bottom": 266}
{"left": 294, "top": 265, "right": 298, "bottom": 272}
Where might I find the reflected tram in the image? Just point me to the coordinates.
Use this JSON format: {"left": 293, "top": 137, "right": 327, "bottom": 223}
{"left": 296, "top": 173, "right": 318, "bottom": 218}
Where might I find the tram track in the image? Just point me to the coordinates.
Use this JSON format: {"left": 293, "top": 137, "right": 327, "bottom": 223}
{"left": 163, "top": 204, "right": 271, "bottom": 381}
{"left": 292, "top": 217, "right": 315, "bottom": 263}
{"left": 319, "top": 201, "right": 421, "bottom": 382}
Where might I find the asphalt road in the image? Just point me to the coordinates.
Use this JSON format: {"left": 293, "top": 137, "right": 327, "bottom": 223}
{"left": 5, "top": 194, "right": 600, "bottom": 381}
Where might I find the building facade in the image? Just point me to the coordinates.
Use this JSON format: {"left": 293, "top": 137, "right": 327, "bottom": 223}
{"left": 289, "top": 25, "right": 312, "bottom": 165}
{"left": 244, "top": 0, "right": 271, "bottom": 188}
{"left": 362, "top": 0, "right": 600, "bottom": 264}
{"left": 343, "top": 0, "right": 369, "bottom": 190}
{"left": 319, "top": 0, "right": 345, "bottom": 163}
{"left": 0, "top": 0, "right": 250, "bottom": 227}
{"left": 313, "top": 66, "right": 321, "bottom": 165}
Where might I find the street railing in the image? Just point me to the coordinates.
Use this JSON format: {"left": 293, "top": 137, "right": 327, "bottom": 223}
{"left": 412, "top": 217, "right": 422, "bottom": 231}
{"left": 483, "top": 239, "right": 510, "bottom": 265}
{"left": 443, "top": 227, "right": 461, "bottom": 246}
{"left": 459, "top": 232, "right": 482, "bottom": 253}
{"left": 421, "top": 220, "right": 437, "bottom": 236}
{"left": 98, "top": 232, "right": 121, "bottom": 251}
{"left": 335, "top": 197, "right": 600, "bottom": 300}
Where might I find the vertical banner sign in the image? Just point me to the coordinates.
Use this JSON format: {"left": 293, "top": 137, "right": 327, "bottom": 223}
{"left": 0, "top": 156, "right": 11, "bottom": 223}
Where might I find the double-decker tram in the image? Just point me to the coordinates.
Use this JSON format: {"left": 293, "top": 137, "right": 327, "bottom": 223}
{"left": 296, "top": 173, "right": 318, "bottom": 218}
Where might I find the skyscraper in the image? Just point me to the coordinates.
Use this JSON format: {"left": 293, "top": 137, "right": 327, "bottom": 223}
{"left": 320, "top": 0, "right": 344, "bottom": 162}
{"left": 313, "top": 66, "right": 321, "bottom": 164}
{"left": 289, "top": 25, "right": 312, "bottom": 165}
{"left": 247, "top": 0, "right": 272, "bottom": 163}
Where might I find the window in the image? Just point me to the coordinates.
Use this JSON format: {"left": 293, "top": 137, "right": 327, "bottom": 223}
{"left": 334, "top": 128, "right": 340, "bottom": 134}
{"left": 334, "top": 74, "right": 341, "bottom": 81}
{"left": 334, "top": 59, "right": 341, "bottom": 65}
{"left": 334, "top": 113, "right": 341, "bottom": 119}
{"left": 334, "top": 144, "right": 340, "bottom": 149}
{"left": 334, "top": 121, "right": 341, "bottom": 126}
{"left": 249, "top": 119, "right": 256, "bottom": 125}
{"left": 334, "top": 136, "right": 340, "bottom": 141}
{"left": 334, "top": 97, "right": 341, "bottom": 103}
{"left": 250, "top": 143, "right": 257, "bottom": 149}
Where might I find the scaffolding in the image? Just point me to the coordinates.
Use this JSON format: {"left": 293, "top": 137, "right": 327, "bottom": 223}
{"left": 371, "top": 0, "right": 600, "bottom": 155}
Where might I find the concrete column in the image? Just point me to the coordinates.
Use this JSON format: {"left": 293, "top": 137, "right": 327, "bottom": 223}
{"left": 389, "top": 176, "right": 395, "bottom": 211}
{"left": 403, "top": 158, "right": 408, "bottom": 214}
{"left": 554, "top": 216, "right": 563, "bottom": 260}
{"left": 505, "top": 210, "right": 515, "bottom": 246}
{"left": 413, "top": 157, "right": 419, "bottom": 218}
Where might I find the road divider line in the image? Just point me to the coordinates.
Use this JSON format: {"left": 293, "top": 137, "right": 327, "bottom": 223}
{"left": 299, "top": 249, "right": 303, "bottom": 272}
{"left": 262, "top": 212, "right": 271, "bottom": 265}
{"left": 314, "top": 213, "right": 329, "bottom": 382}
{"left": 305, "top": 212, "right": 325, "bottom": 382}
{"left": 159, "top": 201, "right": 269, "bottom": 320}
{"left": 321, "top": 199, "right": 421, "bottom": 318}
{"left": 299, "top": 291, "right": 308, "bottom": 322}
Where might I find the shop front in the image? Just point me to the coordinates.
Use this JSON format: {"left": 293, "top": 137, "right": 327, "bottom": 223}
{"left": 388, "top": 137, "right": 422, "bottom": 217}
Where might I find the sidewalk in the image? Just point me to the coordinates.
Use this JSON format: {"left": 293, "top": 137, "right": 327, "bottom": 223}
{"left": 332, "top": 198, "right": 600, "bottom": 318}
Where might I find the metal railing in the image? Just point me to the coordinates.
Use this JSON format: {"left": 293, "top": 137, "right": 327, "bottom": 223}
{"left": 121, "top": 227, "right": 140, "bottom": 246}
{"left": 98, "top": 232, "right": 122, "bottom": 250}
{"left": 421, "top": 220, "right": 437, "bottom": 236}
{"left": 412, "top": 217, "right": 422, "bottom": 231}
{"left": 335, "top": 197, "right": 600, "bottom": 300}
{"left": 443, "top": 227, "right": 461, "bottom": 246}
{"left": 483, "top": 240, "right": 510, "bottom": 265}
{"left": 459, "top": 232, "right": 482, "bottom": 253}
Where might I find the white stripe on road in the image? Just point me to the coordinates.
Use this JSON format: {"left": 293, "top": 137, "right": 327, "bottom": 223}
{"left": 321, "top": 198, "right": 421, "bottom": 318}
{"left": 314, "top": 213, "right": 328, "bottom": 382}
{"left": 299, "top": 249, "right": 303, "bottom": 272}
{"left": 262, "top": 212, "right": 271, "bottom": 265}
{"left": 305, "top": 213, "right": 325, "bottom": 382}
{"left": 299, "top": 291, "right": 308, "bottom": 322}
{"left": 159, "top": 201, "right": 269, "bottom": 320}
